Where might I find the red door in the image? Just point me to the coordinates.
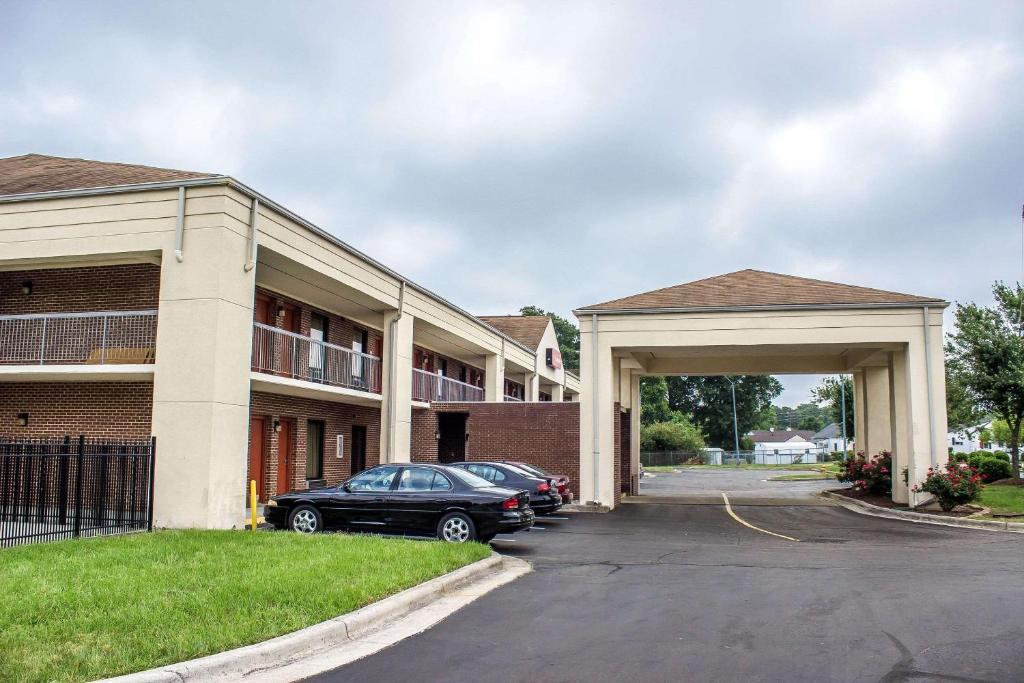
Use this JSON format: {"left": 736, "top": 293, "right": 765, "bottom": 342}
{"left": 279, "top": 305, "right": 299, "bottom": 377}
{"left": 248, "top": 418, "right": 266, "bottom": 502}
{"left": 277, "top": 419, "right": 294, "bottom": 494}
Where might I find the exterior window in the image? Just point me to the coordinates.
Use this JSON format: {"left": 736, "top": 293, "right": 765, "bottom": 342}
{"left": 398, "top": 466, "right": 437, "bottom": 491}
{"left": 431, "top": 472, "right": 453, "bottom": 491}
{"left": 347, "top": 465, "right": 399, "bottom": 491}
{"left": 353, "top": 328, "right": 369, "bottom": 384}
{"left": 306, "top": 420, "right": 325, "bottom": 480}
{"left": 466, "top": 464, "right": 504, "bottom": 482}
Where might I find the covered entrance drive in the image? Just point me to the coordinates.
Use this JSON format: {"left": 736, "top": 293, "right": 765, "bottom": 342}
{"left": 575, "top": 270, "right": 948, "bottom": 509}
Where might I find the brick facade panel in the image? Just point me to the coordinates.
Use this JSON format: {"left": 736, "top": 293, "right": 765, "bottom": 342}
{"left": 0, "top": 382, "right": 153, "bottom": 439}
{"left": 0, "top": 265, "right": 160, "bottom": 315}
{"left": 411, "top": 402, "right": 581, "bottom": 501}
{"left": 249, "top": 392, "right": 381, "bottom": 496}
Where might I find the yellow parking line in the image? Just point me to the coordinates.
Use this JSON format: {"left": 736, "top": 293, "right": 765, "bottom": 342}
{"left": 721, "top": 493, "right": 800, "bottom": 542}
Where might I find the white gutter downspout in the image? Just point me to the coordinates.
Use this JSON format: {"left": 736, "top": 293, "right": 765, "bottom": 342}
{"left": 243, "top": 197, "right": 259, "bottom": 272}
{"left": 173, "top": 186, "right": 186, "bottom": 262}
{"left": 922, "top": 305, "right": 937, "bottom": 468}
{"left": 385, "top": 281, "right": 407, "bottom": 464}
{"left": 591, "top": 313, "right": 600, "bottom": 504}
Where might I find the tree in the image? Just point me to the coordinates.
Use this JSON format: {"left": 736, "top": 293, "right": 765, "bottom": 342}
{"left": 639, "top": 376, "right": 675, "bottom": 425}
{"left": 990, "top": 419, "right": 1024, "bottom": 449}
{"left": 665, "top": 376, "right": 783, "bottom": 449}
{"left": 774, "top": 405, "right": 797, "bottom": 430}
{"left": 811, "top": 377, "right": 854, "bottom": 438}
{"left": 640, "top": 417, "right": 706, "bottom": 452}
{"left": 519, "top": 306, "right": 580, "bottom": 370}
{"left": 946, "top": 282, "right": 1024, "bottom": 479}
{"left": 945, "top": 366, "right": 987, "bottom": 438}
{"left": 795, "top": 403, "right": 826, "bottom": 432}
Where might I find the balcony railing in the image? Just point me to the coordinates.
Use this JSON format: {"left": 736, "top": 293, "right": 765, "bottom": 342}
{"left": 504, "top": 394, "right": 524, "bottom": 402}
{"left": 251, "top": 322, "right": 381, "bottom": 393}
{"left": 0, "top": 311, "right": 158, "bottom": 365}
{"left": 412, "top": 368, "right": 485, "bottom": 402}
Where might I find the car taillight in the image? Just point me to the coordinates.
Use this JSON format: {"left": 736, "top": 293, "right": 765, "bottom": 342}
{"left": 537, "top": 482, "right": 550, "bottom": 493}
{"left": 502, "top": 497, "right": 519, "bottom": 510}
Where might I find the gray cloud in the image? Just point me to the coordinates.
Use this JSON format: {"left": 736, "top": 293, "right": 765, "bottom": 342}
{"left": 3, "top": 0, "right": 1022, "bottom": 402}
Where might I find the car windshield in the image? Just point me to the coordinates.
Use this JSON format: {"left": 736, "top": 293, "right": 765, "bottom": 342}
{"left": 447, "top": 467, "right": 496, "bottom": 488}
{"left": 512, "top": 462, "right": 546, "bottom": 477}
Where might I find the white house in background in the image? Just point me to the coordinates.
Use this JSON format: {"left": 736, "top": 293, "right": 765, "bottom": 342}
{"left": 948, "top": 420, "right": 1007, "bottom": 454}
{"left": 747, "top": 429, "right": 822, "bottom": 464}
{"left": 813, "top": 423, "right": 850, "bottom": 454}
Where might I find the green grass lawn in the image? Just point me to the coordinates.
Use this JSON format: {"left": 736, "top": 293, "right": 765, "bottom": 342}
{"left": 978, "top": 484, "right": 1024, "bottom": 516}
{"left": 675, "top": 463, "right": 841, "bottom": 473}
{"left": 0, "top": 530, "right": 490, "bottom": 683}
{"left": 767, "top": 473, "right": 833, "bottom": 481}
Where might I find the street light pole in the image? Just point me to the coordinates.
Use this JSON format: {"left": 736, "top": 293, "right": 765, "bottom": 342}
{"left": 725, "top": 376, "right": 740, "bottom": 464}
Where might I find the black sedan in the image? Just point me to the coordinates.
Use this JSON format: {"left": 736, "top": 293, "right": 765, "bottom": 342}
{"left": 448, "top": 461, "right": 563, "bottom": 515}
{"left": 266, "top": 463, "right": 534, "bottom": 543}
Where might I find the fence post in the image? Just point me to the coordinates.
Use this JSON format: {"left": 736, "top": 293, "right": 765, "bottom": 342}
{"left": 58, "top": 436, "right": 70, "bottom": 525}
{"left": 73, "top": 435, "right": 85, "bottom": 538}
{"left": 147, "top": 437, "right": 156, "bottom": 532}
{"left": 100, "top": 315, "right": 109, "bottom": 364}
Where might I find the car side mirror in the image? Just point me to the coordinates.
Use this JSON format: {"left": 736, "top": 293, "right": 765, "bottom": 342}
{"left": 341, "top": 483, "right": 351, "bottom": 493}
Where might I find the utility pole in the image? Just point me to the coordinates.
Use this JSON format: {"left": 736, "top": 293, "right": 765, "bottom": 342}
{"left": 725, "top": 376, "right": 740, "bottom": 465}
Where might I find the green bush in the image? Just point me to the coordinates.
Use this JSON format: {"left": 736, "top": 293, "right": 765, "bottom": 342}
{"left": 950, "top": 452, "right": 970, "bottom": 464}
{"left": 739, "top": 435, "right": 755, "bottom": 451}
{"left": 975, "top": 457, "right": 1013, "bottom": 483}
{"left": 915, "top": 463, "right": 982, "bottom": 511}
{"left": 991, "top": 451, "right": 1010, "bottom": 462}
{"left": 640, "top": 419, "right": 706, "bottom": 452}
{"left": 836, "top": 451, "right": 892, "bottom": 495}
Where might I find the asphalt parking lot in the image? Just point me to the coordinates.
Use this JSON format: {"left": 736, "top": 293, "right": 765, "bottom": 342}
{"left": 310, "top": 486, "right": 1024, "bottom": 682}
{"left": 640, "top": 466, "right": 837, "bottom": 501}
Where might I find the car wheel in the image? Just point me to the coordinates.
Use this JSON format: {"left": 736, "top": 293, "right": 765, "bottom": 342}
{"left": 437, "top": 512, "right": 476, "bottom": 543}
{"left": 289, "top": 505, "right": 322, "bottom": 534}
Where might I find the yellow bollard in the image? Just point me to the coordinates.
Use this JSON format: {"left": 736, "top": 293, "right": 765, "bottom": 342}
{"left": 249, "top": 479, "right": 258, "bottom": 532}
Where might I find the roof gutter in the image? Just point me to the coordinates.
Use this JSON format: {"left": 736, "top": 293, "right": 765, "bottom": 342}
{"left": 0, "top": 177, "right": 535, "bottom": 357}
{"left": 573, "top": 301, "right": 950, "bottom": 316}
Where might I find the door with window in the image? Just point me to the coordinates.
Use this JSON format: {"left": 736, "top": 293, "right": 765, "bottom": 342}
{"left": 351, "top": 425, "right": 367, "bottom": 475}
{"left": 352, "top": 328, "right": 369, "bottom": 388}
{"left": 310, "top": 314, "right": 327, "bottom": 383}
{"left": 306, "top": 420, "right": 325, "bottom": 484}
{"left": 387, "top": 466, "right": 455, "bottom": 533}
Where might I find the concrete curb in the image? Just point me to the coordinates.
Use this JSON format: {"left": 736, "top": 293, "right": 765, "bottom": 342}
{"left": 820, "top": 491, "right": 1024, "bottom": 533}
{"left": 98, "top": 552, "right": 509, "bottom": 683}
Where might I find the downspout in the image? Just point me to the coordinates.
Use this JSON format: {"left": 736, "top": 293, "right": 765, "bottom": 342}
{"left": 243, "top": 197, "right": 259, "bottom": 272}
{"left": 591, "top": 313, "right": 600, "bottom": 504}
{"left": 173, "top": 186, "right": 186, "bottom": 262}
{"left": 385, "top": 281, "right": 407, "bottom": 463}
{"left": 922, "top": 305, "right": 937, "bottom": 468}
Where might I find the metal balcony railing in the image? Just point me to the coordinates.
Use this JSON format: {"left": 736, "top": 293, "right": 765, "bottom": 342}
{"left": 251, "top": 322, "right": 382, "bottom": 393}
{"left": 0, "top": 311, "right": 158, "bottom": 365}
{"left": 504, "top": 394, "right": 524, "bottom": 402}
{"left": 412, "top": 368, "right": 485, "bottom": 402}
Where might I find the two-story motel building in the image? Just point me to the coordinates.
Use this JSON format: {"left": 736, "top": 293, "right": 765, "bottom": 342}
{"left": 0, "top": 154, "right": 580, "bottom": 528}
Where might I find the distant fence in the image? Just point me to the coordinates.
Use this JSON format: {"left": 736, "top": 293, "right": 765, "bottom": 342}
{"left": 0, "top": 436, "right": 155, "bottom": 549}
{"left": 642, "top": 449, "right": 838, "bottom": 467}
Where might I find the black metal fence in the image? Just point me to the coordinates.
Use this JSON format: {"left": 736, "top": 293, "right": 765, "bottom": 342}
{"left": 0, "top": 436, "right": 155, "bottom": 548}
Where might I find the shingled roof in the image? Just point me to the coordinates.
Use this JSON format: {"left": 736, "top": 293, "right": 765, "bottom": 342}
{"left": 579, "top": 269, "right": 944, "bottom": 312}
{"left": 478, "top": 315, "right": 551, "bottom": 350}
{"left": 0, "top": 153, "right": 218, "bottom": 196}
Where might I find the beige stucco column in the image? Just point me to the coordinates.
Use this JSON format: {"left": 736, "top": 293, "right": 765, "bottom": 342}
{"left": 525, "top": 372, "right": 540, "bottom": 401}
{"left": 578, "top": 318, "right": 617, "bottom": 507}
{"left": 550, "top": 384, "right": 564, "bottom": 401}
{"left": 381, "top": 309, "right": 413, "bottom": 463}
{"left": 151, "top": 211, "right": 256, "bottom": 529}
{"left": 863, "top": 365, "right": 892, "bottom": 456}
{"left": 484, "top": 352, "right": 505, "bottom": 402}
{"left": 630, "top": 371, "right": 641, "bottom": 496}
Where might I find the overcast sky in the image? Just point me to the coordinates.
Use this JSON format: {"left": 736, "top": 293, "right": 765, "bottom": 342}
{"left": 3, "top": 1, "right": 1022, "bottom": 405}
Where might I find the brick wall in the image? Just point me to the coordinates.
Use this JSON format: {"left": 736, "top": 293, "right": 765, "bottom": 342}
{"left": 0, "top": 264, "right": 160, "bottom": 315}
{"left": 619, "top": 407, "right": 633, "bottom": 496}
{"left": 0, "top": 382, "right": 153, "bottom": 439}
{"left": 249, "top": 392, "right": 381, "bottom": 496}
{"left": 256, "top": 287, "right": 384, "bottom": 354}
{"left": 410, "top": 402, "right": 580, "bottom": 500}
{"left": 613, "top": 403, "right": 622, "bottom": 506}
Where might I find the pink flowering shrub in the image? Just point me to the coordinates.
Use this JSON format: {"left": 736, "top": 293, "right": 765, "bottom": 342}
{"left": 837, "top": 451, "right": 892, "bottom": 495}
{"left": 914, "top": 463, "right": 982, "bottom": 511}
